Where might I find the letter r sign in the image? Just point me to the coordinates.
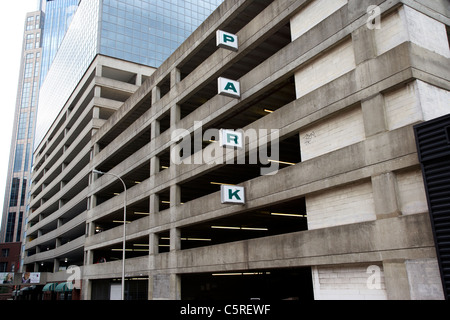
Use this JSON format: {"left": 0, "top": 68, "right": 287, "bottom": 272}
{"left": 221, "top": 185, "right": 245, "bottom": 204}
{"left": 216, "top": 30, "right": 238, "bottom": 51}
{"left": 219, "top": 129, "right": 243, "bottom": 149}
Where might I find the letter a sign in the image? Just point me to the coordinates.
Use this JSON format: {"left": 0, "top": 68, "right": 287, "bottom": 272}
{"left": 216, "top": 30, "right": 238, "bottom": 51}
{"left": 221, "top": 185, "right": 245, "bottom": 204}
{"left": 218, "top": 77, "right": 240, "bottom": 98}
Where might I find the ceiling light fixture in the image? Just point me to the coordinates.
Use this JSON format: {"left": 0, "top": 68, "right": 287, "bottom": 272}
{"left": 271, "top": 212, "right": 307, "bottom": 218}
{"left": 211, "top": 226, "right": 268, "bottom": 231}
{"left": 268, "top": 159, "right": 296, "bottom": 166}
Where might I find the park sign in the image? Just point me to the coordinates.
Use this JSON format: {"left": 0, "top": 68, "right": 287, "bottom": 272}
{"left": 218, "top": 77, "right": 240, "bottom": 98}
{"left": 221, "top": 185, "right": 245, "bottom": 204}
{"left": 216, "top": 30, "right": 238, "bottom": 51}
{"left": 219, "top": 129, "right": 243, "bottom": 149}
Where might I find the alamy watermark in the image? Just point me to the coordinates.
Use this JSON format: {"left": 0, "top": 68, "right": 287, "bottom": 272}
{"left": 367, "top": 5, "right": 382, "bottom": 30}
{"left": 171, "top": 121, "right": 281, "bottom": 176}
{"left": 366, "top": 265, "right": 382, "bottom": 290}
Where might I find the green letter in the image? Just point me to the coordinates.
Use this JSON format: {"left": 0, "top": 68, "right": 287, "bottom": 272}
{"left": 227, "top": 133, "right": 239, "bottom": 144}
{"left": 224, "top": 34, "right": 235, "bottom": 43}
{"left": 224, "top": 82, "right": 237, "bottom": 93}
{"left": 228, "top": 189, "right": 241, "bottom": 200}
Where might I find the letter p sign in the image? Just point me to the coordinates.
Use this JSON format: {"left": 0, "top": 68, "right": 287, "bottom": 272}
{"left": 216, "top": 30, "right": 238, "bottom": 51}
{"left": 221, "top": 185, "right": 245, "bottom": 204}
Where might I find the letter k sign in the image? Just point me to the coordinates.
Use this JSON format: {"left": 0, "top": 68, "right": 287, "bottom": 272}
{"left": 221, "top": 185, "right": 245, "bottom": 204}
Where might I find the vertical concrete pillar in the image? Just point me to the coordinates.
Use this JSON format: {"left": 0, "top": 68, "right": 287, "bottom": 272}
{"left": 152, "top": 86, "right": 161, "bottom": 104}
{"left": 170, "top": 68, "right": 181, "bottom": 88}
{"left": 361, "top": 94, "right": 387, "bottom": 137}
{"left": 92, "top": 106, "right": 100, "bottom": 119}
{"left": 383, "top": 259, "right": 411, "bottom": 300}
{"left": 170, "top": 104, "right": 181, "bottom": 127}
{"left": 94, "top": 86, "right": 101, "bottom": 99}
{"left": 149, "top": 193, "right": 159, "bottom": 214}
{"left": 82, "top": 279, "right": 92, "bottom": 300}
{"left": 372, "top": 172, "right": 401, "bottom": 219}
{"left": 170, "top": 273, "right": 181, "bottom": 300}
{"left": 170, "top": 227, "right": 181, "bottom": 252}
{"left": 136, "top": 73, "right": 142, "bottom": 86}
{"left": 53, "top": 258, "right": 59, "bottom": 273}
{"left": 85, "top": 249, "right": 94, "bottom": 265}
{"left": 352, "top": 23, "right": 377, "bottom": 65}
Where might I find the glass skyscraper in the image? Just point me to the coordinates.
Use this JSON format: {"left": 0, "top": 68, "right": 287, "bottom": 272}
{"left": 39, "top": 0, "right": 79, "bottom": 85}
{"left": 0, "top": 1, "right": 79, "bottom": 244}
{"left": 35, "top": 0, "right": 224, "bottom": 147}
{"left": 2, "top": 0, "right": 223, "bottom": 244}
{"left": 100, "top": 0, "right": 223, "bottom": 67}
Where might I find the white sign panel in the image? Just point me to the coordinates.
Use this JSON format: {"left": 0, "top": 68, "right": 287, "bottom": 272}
{"left": 216, "top": 30, "right": 238, "bottom": 51}
{"left": 219, "top": 129, "right": 243, "bottom": 149}
{"left": 221, "top": 185, "right": 245, "bottom": 204}
{"left": 218, "top": 77, "right": 240, "bottom": 98}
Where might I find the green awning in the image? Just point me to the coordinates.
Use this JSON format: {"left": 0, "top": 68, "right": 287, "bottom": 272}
{"left": 55, "top": 282, "right": 73, "bottom": 292}
{"left": 42, "top": 283, "right": 56, "bottom": 292}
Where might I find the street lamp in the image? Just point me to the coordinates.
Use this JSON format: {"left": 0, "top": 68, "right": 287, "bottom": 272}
{"left": 93, "top": 169, "right": 127, "bottom": 300}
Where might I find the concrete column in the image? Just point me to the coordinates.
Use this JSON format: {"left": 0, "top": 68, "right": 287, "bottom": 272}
{"left": 170, "top": 227, "right": 181, "bottom": 252}
{"left": 152, "top": 86, "right": 161, "bottom": 104}
{"left": 94, "top": 86, "right": 101, "bottom": 98}
{"left": 92, "top": 143, "right": 101, "bottom": 157}
{"left": 170, "top": 184, "right": 181, "bottom": 209}
{"left": 86, "top": 222, "right": 95, "bottom": 237}
{"left": 92, "top": 106, "right": 100, "bottom": 119}
{"left": 170, "top": 104, "right": 181, "bottom": 127}
{"left": 361, "top": 93, "right": 387, "bottom": 137}
{"left": 149, "top": 232, "right": 159, "bottom": 256}
{"left": 170, "top": 273, "right": 181, "bottom": 300}
{"left": 95, "top": 64, "right": 102, "bottom": 77}
{"left": 170, "top": 68, "right": 181, "bottom": 88}
{"left": 352, "top": 24, "right": 377, "bottom": 65}
{"left": 82, "top": 279, "right": 92, "bottom": 300}
{"left": 372, "top": 171, "right": 401, "bottom": 219}
{"left": 152, "top": 119, "right": 160, "bottom": 138}
{"left": 136, "top": 73, "right": 142, "bottom": 86}
{"left": 149, "top": 193, "right": 159, "bottom": 214}
{"left": 85, "top": 249, "right": 94, "bottom": 265}
{"left": 53, "top": 259, "right": 59, "bottom": 273}
{"left": 383, "top": 259, "right": 411, "bottom": 300}
{"left": 148, "top": 275, "right": 154, "bottom": 300}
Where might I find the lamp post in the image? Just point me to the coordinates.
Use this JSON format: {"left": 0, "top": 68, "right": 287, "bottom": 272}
{"left": 93, "top": 169, "right": 127, "bottom": 300}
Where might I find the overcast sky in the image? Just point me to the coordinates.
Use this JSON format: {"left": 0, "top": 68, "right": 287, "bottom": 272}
{"left": 0, "top": 1, "right": 38, "bottom": 229}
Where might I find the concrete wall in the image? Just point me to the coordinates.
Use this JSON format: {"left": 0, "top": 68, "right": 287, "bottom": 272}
{"left": 384, "top": 80, "right": 450, "bottom": 131}
{"left": 312, "top": 263, "right": 387, "bottom": 300}
{"left": 300, "top": 106, "right": 365, "bottom": 161}
{"left": 294, "top": 38, "right": 356, "bottom": 99}
{"left": 290, "top": 0, "right": 348, "bottom": 41}
{"left": 374, "top": 6, "right": 450, "bottom": 58}
{"left": 306, "top": 181, "right": 375, "bottom": 230}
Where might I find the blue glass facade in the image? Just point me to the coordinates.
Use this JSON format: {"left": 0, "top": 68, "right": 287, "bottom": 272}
{"left": 40, "top": 0, "right": 79, "bottom": 85}
{"left": 100, "top": 0, "right": 224, "bottom": 67}
{"left": 35, "top": 0, "right": 224, "bottom": 147}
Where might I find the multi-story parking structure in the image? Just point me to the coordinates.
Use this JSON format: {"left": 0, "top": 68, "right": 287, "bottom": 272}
{"left": 27, "top": 0, "right": 449, "bottom": 300}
